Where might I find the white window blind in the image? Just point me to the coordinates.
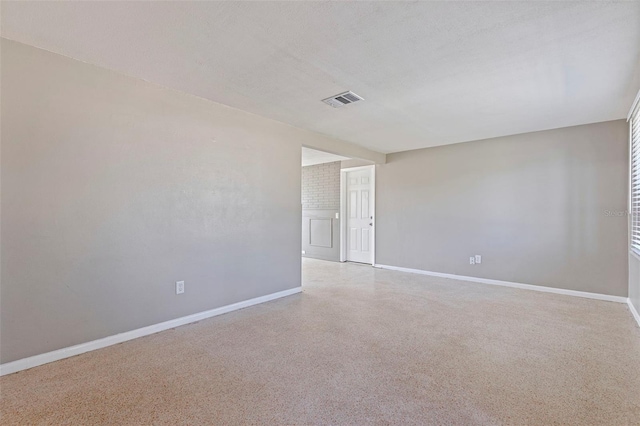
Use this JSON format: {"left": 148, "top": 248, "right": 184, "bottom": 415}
{"left": 631, "top": 99, "right": 640, "bottom": 254}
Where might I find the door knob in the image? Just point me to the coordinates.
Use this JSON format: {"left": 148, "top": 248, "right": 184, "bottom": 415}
{"left": 369, "top": 223, "right": 373, "bottom": 226}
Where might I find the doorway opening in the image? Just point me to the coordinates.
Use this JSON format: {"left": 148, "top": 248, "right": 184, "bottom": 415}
{"left": 301, "top": 147, "right": 375, "bottom": 266}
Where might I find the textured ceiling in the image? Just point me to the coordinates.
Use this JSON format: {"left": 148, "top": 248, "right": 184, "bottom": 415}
{"left": 2, "top": 1, "right": 639, "bottom": 153}
{"left": 301, "top": 148, "right": 349, "bottom": 167}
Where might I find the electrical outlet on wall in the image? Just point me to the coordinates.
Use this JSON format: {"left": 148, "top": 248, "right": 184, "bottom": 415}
{"left": 475, "top": 255, "right": 482, "bottom": 264}
{"left": 176, "top": 281, "right": 185, "bottom": 295}
{"left": 469, "top": 257, "right": 475, "bottom": 265}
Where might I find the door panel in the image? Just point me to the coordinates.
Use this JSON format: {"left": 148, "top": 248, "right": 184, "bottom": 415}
{"left": 350, "top": 228, "right": 357, "bottom": 250}
{"left": 349, "top": 191, "right": 357, "bottom": 218}
{"left": 361, "top": 191, "right": 369, "bottom": 219}
{"left": 361, "top": 228, "right": 370, "bottom": 252}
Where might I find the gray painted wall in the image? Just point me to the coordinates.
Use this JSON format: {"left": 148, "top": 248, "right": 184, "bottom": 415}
{"left": 377, "top": 120, "right": 629, "bottom": 297}
{"left": 301, "top": 162, "right": 340, "bottom": 261}
{"left": 0, "top": 40, "right": 375, "bottom": 363}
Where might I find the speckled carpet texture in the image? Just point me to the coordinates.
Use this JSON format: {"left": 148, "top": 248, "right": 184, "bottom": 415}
{"left": 1, "top": 258, "right": 639, "bottom": 425}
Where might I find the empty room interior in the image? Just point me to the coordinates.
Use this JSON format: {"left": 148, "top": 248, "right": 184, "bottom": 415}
{"left": 1, "top": 1, "right": 640, "bottom": 425}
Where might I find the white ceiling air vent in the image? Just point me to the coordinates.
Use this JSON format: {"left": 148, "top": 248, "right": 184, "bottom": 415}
{"left": 322, "top": 91, "right": 364, "bottom": 108}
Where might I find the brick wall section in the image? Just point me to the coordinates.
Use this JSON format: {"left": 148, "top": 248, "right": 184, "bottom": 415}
{"left": 302, "top": 161, "right": 341, "bottom": 209}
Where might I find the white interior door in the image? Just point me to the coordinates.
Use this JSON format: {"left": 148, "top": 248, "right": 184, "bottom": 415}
{"left": 346, "top": 168, "right": 374, "bottom": 264}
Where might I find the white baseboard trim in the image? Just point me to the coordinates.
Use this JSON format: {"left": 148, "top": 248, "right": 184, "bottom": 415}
{"left": 374, "top": 264, "right": 627, "bottom": 304}
{"left": 0, "top": 287, "right": 302, "bottom": 377}
{"left": 628, "top": 299, "right": 640, "bottom": 328}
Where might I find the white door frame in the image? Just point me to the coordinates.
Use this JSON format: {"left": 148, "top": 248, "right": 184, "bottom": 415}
{"left": 340, "top": 165, "right": 376, "bottom": 265}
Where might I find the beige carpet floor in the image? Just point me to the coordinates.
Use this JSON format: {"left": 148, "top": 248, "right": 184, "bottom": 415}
{"left": 1, "top": 258, "right": 640, "bottom": 425}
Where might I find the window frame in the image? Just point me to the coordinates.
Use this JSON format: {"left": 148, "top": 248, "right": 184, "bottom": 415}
{"left": 629, "top": 90, "right": 640, "bottom": 258}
